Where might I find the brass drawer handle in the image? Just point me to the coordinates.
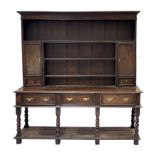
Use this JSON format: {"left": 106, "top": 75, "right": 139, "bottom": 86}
{"left": 83, "top": 97, "right": 90, "bottom": 102}
{"left": 123, "top": 97, "right": 129, "bottom": 102}
{"left": 106, "top": 97, "right": 113, "bottom": 102}
{"left": 42, "top": 97, "right": 50, "bottom": 102}
{"left": 26, "top": 97, "right": 34, "bottom": 102}
{"left": 125, "top": 80, "right": 128, "bottom": 83}
{"left": 66, "top": 97, "right": 73, "bottom": 102}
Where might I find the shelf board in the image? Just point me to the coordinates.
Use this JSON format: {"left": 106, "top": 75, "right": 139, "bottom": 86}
{"left": 45, "top": 75, "right": 116, "bottom": 78}
{"left": 24, "top": 40, "right": 134, "bottom": 44}
{"left": 15, "top": 126, "right": 136, "bottom": 140}
{"left": 44, "top": 58, "right": 116, "bottom": 61}
{"left": 42, "top": 40, "right": 134, "bottom": 44}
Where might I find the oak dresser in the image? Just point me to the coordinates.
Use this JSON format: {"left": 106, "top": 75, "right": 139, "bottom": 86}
{"left": 14, "top": 11, "right": 142, "bottom": 145}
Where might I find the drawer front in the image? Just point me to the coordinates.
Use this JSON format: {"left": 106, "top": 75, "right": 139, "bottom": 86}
{"left": 22, "top": 94, "right": 55, "bottom": 105}
{"left": 118, "top": 78, "right": 135, "bottom": 86}
{"left": 25, "top": 78, "right": 43, "bottom": 86}
{"left": 62, "top": 94, "right": 95, "bottom": 105}
{"left": 101, "top": 94, "right": 136, "bottom": 105}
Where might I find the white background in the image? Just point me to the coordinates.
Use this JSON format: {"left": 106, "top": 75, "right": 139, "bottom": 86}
{"left": 0, "top": 0, "right": 154, "bottom": 154}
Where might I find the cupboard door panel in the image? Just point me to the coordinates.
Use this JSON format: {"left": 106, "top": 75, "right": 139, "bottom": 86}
{"left": 24, "top": 43, "right": 42, "bottom": 76}
{"left": 117, "top": 44, "right": 135, "bottom": 76}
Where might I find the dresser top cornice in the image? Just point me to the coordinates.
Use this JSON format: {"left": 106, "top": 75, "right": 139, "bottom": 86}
{"left": 17, "top": 11, "right": 140, "bottom": 20}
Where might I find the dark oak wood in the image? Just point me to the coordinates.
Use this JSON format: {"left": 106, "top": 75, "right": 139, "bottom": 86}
{"left": 15, "top": 11, "right": 142, "bottom": 144}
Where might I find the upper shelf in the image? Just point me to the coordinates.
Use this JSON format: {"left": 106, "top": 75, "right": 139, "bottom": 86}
{"left": 43, "top": 40, "right": 134, "bottom": 44}
{"left": 24, "top": 40, "right": 134, "bottom": 44}
{"left": 44, "top": 58, "right": 116, "bottom": 61}
{"left": 23, "top": 20, "right": 135, "bottom": 41}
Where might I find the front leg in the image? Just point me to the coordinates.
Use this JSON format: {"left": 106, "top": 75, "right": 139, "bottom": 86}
{"left": 55, "top": 107, "right": 61, "bottom": 144}
{"left": 16, "top": 107, "right": 22, "bottom": 144}
{"left": 24, "top": 107, "right": 29, "bottom": 128}
{"left": 130, "top": 108, "right": 135, "bottom": 128}
{"left": 95, "top": 107, "right": 100, "bottom": 145}
{"left": 134, "top": 108, "right": 140, "bottom": 145}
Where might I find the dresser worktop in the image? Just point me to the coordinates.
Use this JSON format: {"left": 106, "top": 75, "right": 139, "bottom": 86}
{"left": 15, "top": 86, "right": 142, "bottom": 94}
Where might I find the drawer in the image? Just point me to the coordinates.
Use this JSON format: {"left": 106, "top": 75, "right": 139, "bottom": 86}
{"left": 22, "top": 94, "right": 55, "bottom": 105}
{"left": 118, "top": 78, "right": 135, "bottom": 86}
{"left": 25, "top": 78, "right": 43, "bottom": 86}
{"left": 62, "top": 94, "right": 96, "bottom": 105}
{"left": 101, "top": 94, "right": 136, "bottom": 105}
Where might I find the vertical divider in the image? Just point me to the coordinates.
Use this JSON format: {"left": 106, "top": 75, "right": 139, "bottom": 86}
{"left": 77, "top": 21, "right": 80, "bottom": 85}
{"left": 103, "top": 43, "right": 105, "bottom": 83}
{"left": 115, "top": 43, "right": 118, "bottom": 86}
{"left": 90, "top": 21, "right": 92, "bottom": 85}
{"left": 50, "top": 20, "right": 53, "bottom": 40}
{"left": 41, "top": 42, "right": 45, "bottom": 85}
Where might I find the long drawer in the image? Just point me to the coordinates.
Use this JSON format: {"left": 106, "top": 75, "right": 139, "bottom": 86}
{"left": 21, "top": 94, "right": 55, "bottom": 105}
{"left": 59, "top": 94, "right": 98, "bottom": 106}
{"left": 101, "top": 94, "right": 136, "bottom": 105}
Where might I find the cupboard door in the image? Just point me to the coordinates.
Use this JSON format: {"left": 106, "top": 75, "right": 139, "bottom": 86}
{"left": 117, "top": 43, "right": 135, "bottom": 76}
{"left": 24, "top": 43, "right": 42, "bottom": 76}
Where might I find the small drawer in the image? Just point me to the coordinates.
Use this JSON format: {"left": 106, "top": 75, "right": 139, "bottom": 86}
{"left": 22, "top": 94, "right": 55, "bottom": 105}
{"left": 118, "top": 78, "right": 135, "bottom": 86}
{"left": 62, "top": 94, "right": 95, "bottom": 105}
{"left": 25, "top": 78, "right": 43, "bottom": 86}
{"left": 101, "top": 94, "right": 136, "bottom": 105}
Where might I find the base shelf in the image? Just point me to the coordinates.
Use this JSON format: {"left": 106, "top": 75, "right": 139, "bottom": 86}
{"left": 15, "top": 126, "right": 138, "bottom": 140}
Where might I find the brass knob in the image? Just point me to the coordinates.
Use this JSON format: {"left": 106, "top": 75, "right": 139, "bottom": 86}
{"left": 83, "top": 97, "right": 90, "bottom": 102}
{"left": 42, "top": 97, "right": 50, "bottom": 102}
{"left": 26, "top": 97, "right": 33, "bottom": 102}
{"left": 106, "top": 97, "right": 113, "bottom": 102}
{"left": 66, "top": 97, "right": 73, "bottom": 102}
{"left": 123, "top": 97, "right": 129, "bottom": 102}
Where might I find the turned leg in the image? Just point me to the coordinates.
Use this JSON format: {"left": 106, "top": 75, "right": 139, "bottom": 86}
{"left": 16, "top": 107, "right": 22, "bottom": 144}
{"left": 55, "top": 107, "right": 61, "bottom": 144}
{"left": 130, "top": 108, "right": 135, "bottom": 128}
{"left": 24, "top": 107, "right": 29, "bottom": 128}
{"left": 134, "top": 108, "right": 140, "bottom": 145}
{"left": 95, "top": 107, "right": 100, "bottom": 145}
